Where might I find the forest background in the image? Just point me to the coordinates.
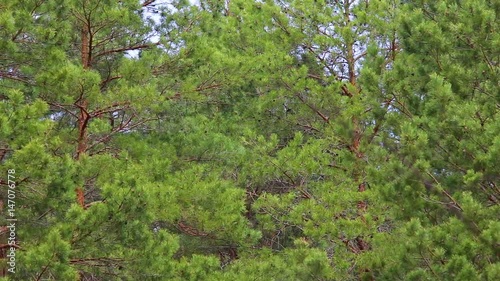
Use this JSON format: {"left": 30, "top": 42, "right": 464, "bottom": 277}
{"left": 0, "top": 0, "right": 498, "bottom": 280}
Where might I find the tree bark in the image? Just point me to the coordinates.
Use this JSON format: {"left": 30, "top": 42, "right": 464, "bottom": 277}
{"left": 75, "top": 18, "right": 91, "bottom": 208}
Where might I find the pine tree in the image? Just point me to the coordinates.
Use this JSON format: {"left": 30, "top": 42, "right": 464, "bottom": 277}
{"left": 367, "top": 0, "right": 500, "bottom": 279}
{"left": 1, "top": 0, "right": 185, "bottom": 279}
{"left": 219, "top": 0, "right": 400, "bottom": 279}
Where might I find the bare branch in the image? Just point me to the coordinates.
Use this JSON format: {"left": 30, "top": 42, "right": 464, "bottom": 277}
{"left": 95, "top": 42, "right": 158, "bottom": 58}
{"left": 47, "top": 102, "right": 79, "bottom": 119}
{"left": 142, "top": 0, "right": 156, "bottom": 7}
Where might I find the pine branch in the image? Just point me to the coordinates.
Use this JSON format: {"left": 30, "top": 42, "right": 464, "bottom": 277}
{"left": 95, "top": 42, "right": 159, "bottom": 58}
{"left": 141, "top": 0, "right": 156, "bottom": 7}
{"left": 296, "top": 93, "right": 330, "bottom": 123}
{"left": 47, "top": 102, "right": 79, "bottom": 119}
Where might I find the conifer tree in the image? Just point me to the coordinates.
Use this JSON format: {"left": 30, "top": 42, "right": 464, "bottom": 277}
{"left": 1, "top": 0, "right": 185, "bottom": 279}
{"left": 366, "top": 0, "right": 499, "bottom": 279}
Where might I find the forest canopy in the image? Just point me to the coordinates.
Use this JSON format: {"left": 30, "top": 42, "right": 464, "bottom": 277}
{"left": 0, "top": 0, "right": 498, "bottom": 280}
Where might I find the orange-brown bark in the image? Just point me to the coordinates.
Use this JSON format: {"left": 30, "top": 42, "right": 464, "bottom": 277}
{"left": 81, "top": 22, "right": 91, "bottom": 69}
{"left": 75, "top": 16, "right": 91, "bottom": 207}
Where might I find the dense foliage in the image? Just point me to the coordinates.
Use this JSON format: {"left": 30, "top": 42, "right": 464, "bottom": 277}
{"left": 0, "top": 0, "right": 498, "bottom": 280}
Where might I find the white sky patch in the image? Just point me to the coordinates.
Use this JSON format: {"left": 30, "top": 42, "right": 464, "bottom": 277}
{"left": 126, "top": 0, "right": 198, "bottom": 58}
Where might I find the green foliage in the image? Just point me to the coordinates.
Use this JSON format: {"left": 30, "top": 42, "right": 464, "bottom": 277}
{"left": 0, "top": 0, "right": 498, "bottom": 280}
{"left": 366, "top": 0, "right": 500, "bottom": 279}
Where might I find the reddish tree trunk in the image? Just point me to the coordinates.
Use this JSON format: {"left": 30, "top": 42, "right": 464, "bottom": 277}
{"left": 74, "top": 21, "right": 91, "bottom": 208}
